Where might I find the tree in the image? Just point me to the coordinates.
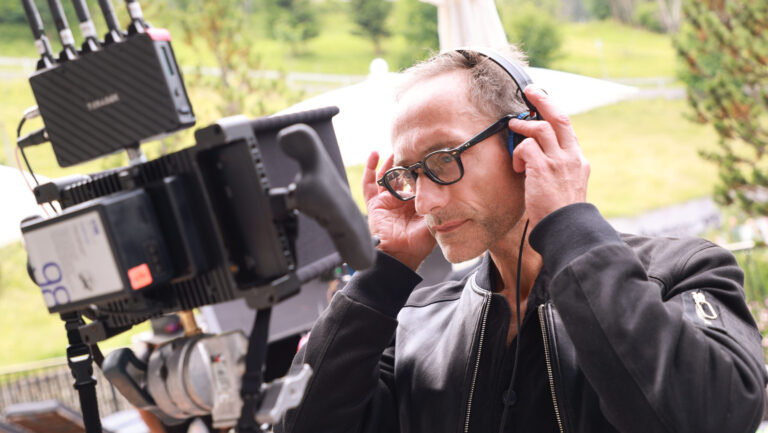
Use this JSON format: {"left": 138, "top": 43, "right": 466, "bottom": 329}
{"left": 393, "top": 0, "right": 438, "bottom": 68}
{"left": 656, "top": 0, "right": 683, "bottom": 32}
{"left": 264, "top": 0, "right": 320, "bottom": 55}
{"left": 499, "top": 2, "right": 563, "bottom": 68}
{"left": 141, "top": 0, "right": 303, "bottom": 156}
{"left": 608, "top": 0, "right": 635, "bottom": 23}
{"left": 674, "top": 0, "right": 768, "bottom": 215}
{"left": 349, "top": 0, "right": 392, "bottom": 55}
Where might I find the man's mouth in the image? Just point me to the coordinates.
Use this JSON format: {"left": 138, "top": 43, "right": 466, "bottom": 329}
{"left": 431, "top": 219, "right": 468, "bottom": 234}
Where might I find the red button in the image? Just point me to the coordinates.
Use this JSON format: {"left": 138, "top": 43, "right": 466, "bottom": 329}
{"left": 128, "top": 264, "right": 153, "bottom": 290}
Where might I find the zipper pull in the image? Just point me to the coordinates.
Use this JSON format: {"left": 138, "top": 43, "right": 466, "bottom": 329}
{"left": 693, "top": 291, "right": 718, "bottom": 323}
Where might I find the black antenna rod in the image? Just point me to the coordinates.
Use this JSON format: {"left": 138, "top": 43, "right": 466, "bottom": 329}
{"left": 46, "top": 0, "right": 79, "bottom": 61}
{"left": 125, "top": 0, "right": 147, "bottom": 34}
{"left": 96, "top": 0, "right": 124, "bottom": 43}
{"left": 71, "top": 0, "right": 100, "bottom": 53}
{"left": 21, "top": 0, "right": 56, "bottom": 69}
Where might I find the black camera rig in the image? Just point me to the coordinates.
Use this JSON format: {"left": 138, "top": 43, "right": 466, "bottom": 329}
{"left": 16, "top": 0, "right": 375, "bottom": 431}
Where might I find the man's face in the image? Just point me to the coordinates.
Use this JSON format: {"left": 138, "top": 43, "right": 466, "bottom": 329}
{"left": 391, "top": 71, "right": 526, "bottom": 263}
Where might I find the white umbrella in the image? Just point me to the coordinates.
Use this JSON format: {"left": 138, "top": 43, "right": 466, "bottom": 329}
{"left": 279, "top": 63, "right": 637, "bottom": 166}
{"left": 0, "top": 165, "right": 47, "bottom": 246}
{"left": 280, "top": 64, "right": 404, "bottom": 167}
{"left": 421, "top": 0, "right": 508, "bottom": 51}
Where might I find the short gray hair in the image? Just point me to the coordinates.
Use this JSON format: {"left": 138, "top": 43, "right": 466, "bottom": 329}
{"left": 396, "top": 46, "right": 530, "bottom": 120}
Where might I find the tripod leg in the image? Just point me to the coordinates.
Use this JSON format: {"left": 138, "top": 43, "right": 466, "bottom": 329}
{"left": 61, "top": 312, "right": 103, "bottom": 433}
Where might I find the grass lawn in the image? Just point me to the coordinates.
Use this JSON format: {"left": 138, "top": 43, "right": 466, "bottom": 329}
{"left": 0, "top": 241, "right": 149, "bottom": 367}
{"left": 551, "top": 20, "right": 679, "bottom": 79}
{"left": 575, "top": 98, "right": 718, "bottom": 217}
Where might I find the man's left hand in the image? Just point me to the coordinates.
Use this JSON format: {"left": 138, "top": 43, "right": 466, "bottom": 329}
{"left": 509, "top": 85, "right": 590, "bottom": 228}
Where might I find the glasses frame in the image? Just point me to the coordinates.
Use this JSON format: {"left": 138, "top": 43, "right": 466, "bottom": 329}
{"left": 377, "top": 114, "right": 515, "bottom": 201}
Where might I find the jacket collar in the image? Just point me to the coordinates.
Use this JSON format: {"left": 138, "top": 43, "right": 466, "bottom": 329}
{"left": 471, "top": 252, "right": 552, "bottom": 311}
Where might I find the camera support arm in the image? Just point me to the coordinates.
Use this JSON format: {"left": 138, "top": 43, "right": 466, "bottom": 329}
{"left": 276, "top": 124, "right": 375, "bottom": 271}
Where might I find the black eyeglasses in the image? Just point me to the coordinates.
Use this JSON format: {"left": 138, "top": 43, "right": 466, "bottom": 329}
{"left": 377, "top": 115, "right": 514, "bottom": 201}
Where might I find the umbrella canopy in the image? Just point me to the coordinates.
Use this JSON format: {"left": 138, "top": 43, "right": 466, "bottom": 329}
{"left": 421, "top": 0, "right": 509, "bottom": 51}
{"left": 0, "top": 165, "right": 46, "bottom": 246}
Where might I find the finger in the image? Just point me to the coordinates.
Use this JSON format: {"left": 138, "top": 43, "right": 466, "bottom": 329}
{"left": 522, "top": 85, "right": 579, "bottom": 149}
{"left": 508, "top": 117, "right": 560, "bottom": 155}
{"left": 362, "top": 151, "right": 381, "bottom": 202}
{"left": 376, "top": 153, "right": 395, "bottom": 179}
{"left": 512, "top": 137, "right": 545, "bottom": 173}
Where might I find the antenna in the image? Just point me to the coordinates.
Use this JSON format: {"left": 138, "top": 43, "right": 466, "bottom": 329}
{"left": 96, "top": 0, "right": 124, "bottom": 44}
{"left": 21, "top": 0, "right": 56, "bottom": 69}
{"left": 70, "top": 0, "right": 100, "bottom": 53}
{"left": 125, "top": 0, "right": 147, "bottom": 34}
{"left": 46, "top": 0, "right": 79, "bottom": 61}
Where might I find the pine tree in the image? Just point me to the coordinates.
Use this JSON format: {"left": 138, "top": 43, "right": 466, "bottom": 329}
{"left": 674, "top": 0, "right": 768, "bottom": 215}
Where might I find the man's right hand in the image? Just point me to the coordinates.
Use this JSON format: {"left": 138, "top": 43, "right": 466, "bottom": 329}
{"left": 362, "top": 152, "right": 436, "bottom": 271}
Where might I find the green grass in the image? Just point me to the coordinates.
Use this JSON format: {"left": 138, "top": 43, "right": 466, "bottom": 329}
{"left": 572, "top": 97, "right": 719, "bottom": 217}
{"left": 550, "top": 20, "right": 679, "bottom": 79}
{"left": 0, "top": 24, "right": 37, "bottom": 57}
{"left": 0, "top": 241, "right": 149, "bottom": 367}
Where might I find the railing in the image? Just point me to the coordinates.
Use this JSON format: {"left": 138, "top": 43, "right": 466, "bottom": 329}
{"left": 0, "top": 357, "right": 133, "bottom": 420}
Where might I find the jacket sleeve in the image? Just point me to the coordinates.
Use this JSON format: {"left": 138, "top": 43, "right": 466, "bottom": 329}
{"left": 275, "top": 251, "right": 421, "bottom": 433}
{"left": 529, "top": 203, "right": 767, "bottom": 433}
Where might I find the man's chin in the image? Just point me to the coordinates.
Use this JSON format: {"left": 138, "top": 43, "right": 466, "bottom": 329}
{"left": 437, "top": 239, "right": 485, "bottom": 264}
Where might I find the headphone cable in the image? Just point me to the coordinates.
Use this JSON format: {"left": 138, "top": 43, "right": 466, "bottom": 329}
{"left": 498, "top": 218, "right": 529, "bottom": 433}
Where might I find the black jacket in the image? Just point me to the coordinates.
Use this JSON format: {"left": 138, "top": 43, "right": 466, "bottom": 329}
{"left": 277, "top": 203, "right": 767, "bottom": 433}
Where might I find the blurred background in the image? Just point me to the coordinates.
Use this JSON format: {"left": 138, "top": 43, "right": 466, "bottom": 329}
{"left": 0, "top": 0, "right": 766, "bottom": 429}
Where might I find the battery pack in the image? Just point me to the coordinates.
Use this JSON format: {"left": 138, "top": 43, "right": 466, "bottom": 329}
{"left": 21, "top": 189, "right": 174, "bottom": 313}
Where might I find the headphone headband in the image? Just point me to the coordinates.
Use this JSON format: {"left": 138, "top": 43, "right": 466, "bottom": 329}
{"left": 455, "top": 47, "right": 539, "bottom": 118}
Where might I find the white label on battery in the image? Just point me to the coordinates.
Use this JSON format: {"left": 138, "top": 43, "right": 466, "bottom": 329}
{"left": 128, "top": 2, "right": 143, "bottom": 19}
{"left": 23, "top": 212, "right": 124, "bottom": 309}
{"left": 79, "top": 21, "right": 97, "bottom": 38}
{"left": 60, "top": 29, "right": 75, "bottom": 47}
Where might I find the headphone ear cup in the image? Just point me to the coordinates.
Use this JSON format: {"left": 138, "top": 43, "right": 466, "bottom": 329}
{"left": 507, "top": 111, "right": 532, "bottom": 156}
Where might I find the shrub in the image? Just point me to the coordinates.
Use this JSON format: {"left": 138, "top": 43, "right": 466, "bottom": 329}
{"left": 500, "top": 3, "right": 563, "bottom": 67}
{"left": 633, "top": 1, "right": 665, "bottom": 33}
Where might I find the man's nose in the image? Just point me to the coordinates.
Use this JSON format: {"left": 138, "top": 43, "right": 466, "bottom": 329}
{"left": 414, "top": 175, "right": 448, "bottom": 216}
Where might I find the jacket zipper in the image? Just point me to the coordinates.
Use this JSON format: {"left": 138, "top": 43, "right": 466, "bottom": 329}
{"left": 464, "top": 291, "right": 491, "bottom": 433}
{"left": 538, "top": 304, "right": 565, "bottom": 433}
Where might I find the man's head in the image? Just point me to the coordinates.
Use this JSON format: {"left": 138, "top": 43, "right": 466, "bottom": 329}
{"left": 389, "top": 47, "right": 531, "bottom": 263}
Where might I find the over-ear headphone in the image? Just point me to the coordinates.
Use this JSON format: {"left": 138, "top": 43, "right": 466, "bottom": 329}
{"left": 455, "top": 48, "right": 541, "bottom": 156}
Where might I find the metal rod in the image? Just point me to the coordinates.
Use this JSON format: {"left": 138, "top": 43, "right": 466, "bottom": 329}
{"left": 46, "top": 0, "right": 78, "bottom": 60}
{"left": 70, "top": 0, "right": 100, "bottom": 52}
{"left": 125, "top": 0, "right": 147, "bottom": 33}
{"left": 21, "top": 0, "right": 56, "bottom": 67}
{"left": 179, "top": 311, "right": 203, "bottom": 336}
{"left": 96, "top": 0, "right": 124, "bottom": 43}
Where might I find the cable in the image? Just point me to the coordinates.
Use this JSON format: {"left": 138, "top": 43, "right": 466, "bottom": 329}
{"left": 14, "top": 146, "right": 49, "bottom": 218}
{"left": 498, "top": 218, "right": 530, "bottom": 433}
{"left": 16, "top": 109, "right": 60, "bottom": 215}
{"left": 17, "top": 115, "right": 41, "bottom": 187}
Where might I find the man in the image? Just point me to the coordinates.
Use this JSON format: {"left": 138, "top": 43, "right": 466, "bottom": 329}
{"left": 276, "top": 47, "right": 767, "bottom": 433}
